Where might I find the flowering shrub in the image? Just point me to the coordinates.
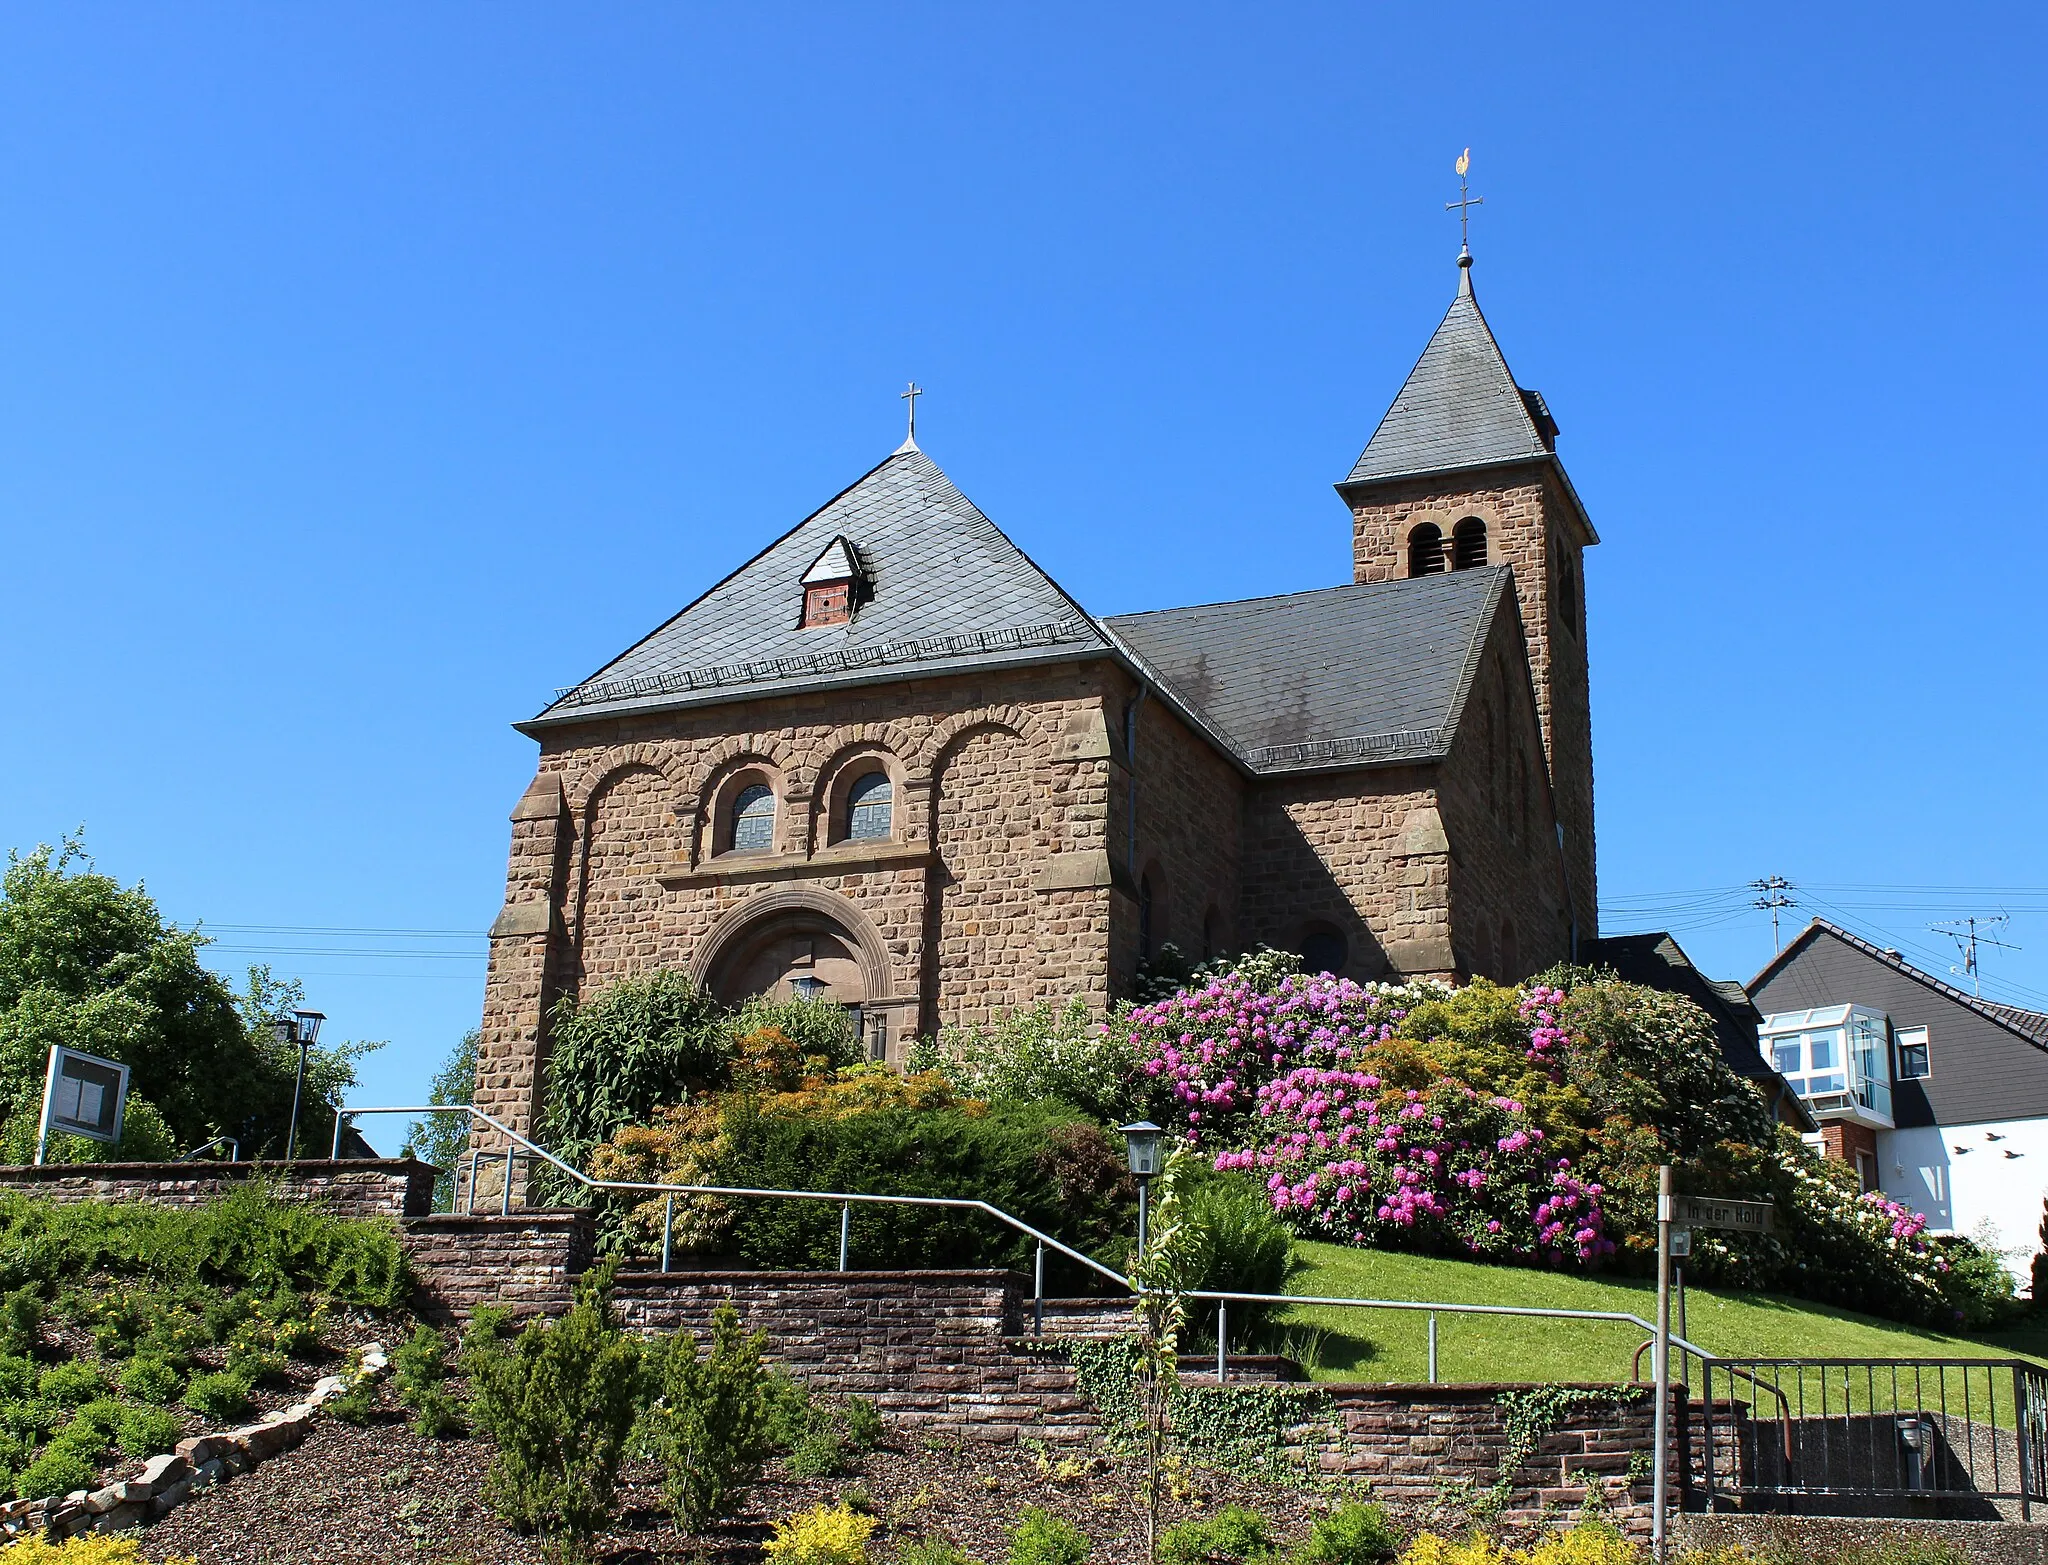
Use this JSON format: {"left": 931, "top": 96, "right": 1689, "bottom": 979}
{"left": 1126, "top": 967, "right": 1610, "bottom": 1269}
{"left": 1213, "top": 1071, "right": 1612, "bottom": 1265}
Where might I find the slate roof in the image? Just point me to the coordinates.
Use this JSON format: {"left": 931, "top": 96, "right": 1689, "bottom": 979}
{"left": 1103, "top": 569, "right": 1507, "bottom": 774}
{"left": 529, "top": 444, "right": 1524, "bottom": 780}
{"left": 1751, "top": 920, "right": 2048, "bottom": 1051}
{"left": 528, "top": 448, "right": 1110, "bottom": 727}
{"left": 1342, "top": 267, "right": 1557, "bottom": 487}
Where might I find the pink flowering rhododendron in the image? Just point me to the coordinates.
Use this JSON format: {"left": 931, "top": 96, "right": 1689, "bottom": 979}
{"left": 1126, "top": 968, "right": 1612, "bottom": 1268}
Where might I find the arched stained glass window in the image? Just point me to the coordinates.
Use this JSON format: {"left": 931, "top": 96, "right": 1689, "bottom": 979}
{"left": 731, "top": 784, "right": 775, "bottom": 854}
{"left": 847, "top": 771, "right": 893, "bottom": 841}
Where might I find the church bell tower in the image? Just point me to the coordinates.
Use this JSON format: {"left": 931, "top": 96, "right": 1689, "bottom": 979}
{"left": 1339, "top": 239, "right": 1600, "bottom": 939}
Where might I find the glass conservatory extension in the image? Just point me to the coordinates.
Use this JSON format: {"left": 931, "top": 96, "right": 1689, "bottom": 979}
{"left": 1758, "top": 1004, "right": 1894, "bottom": 1127}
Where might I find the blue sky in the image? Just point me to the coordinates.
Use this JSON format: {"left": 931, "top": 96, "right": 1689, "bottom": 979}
{"left": 4, "top": 4, "right": 2044, "bottom": 1132}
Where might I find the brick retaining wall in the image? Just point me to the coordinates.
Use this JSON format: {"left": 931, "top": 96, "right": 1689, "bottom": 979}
{"left": 403, "top": 1211, "right": 596, "bottom": 1324}
{"left": 0, "top": 1160, "right": 438, "bottom": 1221}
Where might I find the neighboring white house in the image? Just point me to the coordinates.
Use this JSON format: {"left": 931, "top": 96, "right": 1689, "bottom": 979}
{"left": 1751, "top": 920, "right": 2048, "bottom": 1286}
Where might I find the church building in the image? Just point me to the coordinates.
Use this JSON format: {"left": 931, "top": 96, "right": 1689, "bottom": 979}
{"left": 472, "top": 248, "right": 1600, "bottom": 1144}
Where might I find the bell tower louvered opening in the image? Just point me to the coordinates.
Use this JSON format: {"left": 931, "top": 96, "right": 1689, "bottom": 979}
{"left": 1407, "top": 523, "right": 1447, "bottom": 577}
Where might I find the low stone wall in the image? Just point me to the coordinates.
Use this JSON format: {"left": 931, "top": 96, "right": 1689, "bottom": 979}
{"left": 0, "top": 1159, "right": 439, "bottom": 1221}
{"left": 402, "top": 1210, "right": 596, "bottom": 1324}
{"left": 1299, "top": 1382, "right": 1668, "bottom": 1536}
{"left": 1676, "top": 1514, "right": 2048, "bottom": 1563}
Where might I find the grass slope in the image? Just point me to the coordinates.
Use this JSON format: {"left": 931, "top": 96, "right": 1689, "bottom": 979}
{"left": 1277, "top": 1242, "right": 2048, "bottom": 1385}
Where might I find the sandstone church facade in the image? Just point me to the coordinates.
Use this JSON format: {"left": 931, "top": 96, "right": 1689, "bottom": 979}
{"left": 472, "top": 252, "right": 1600, "bottom": 1143}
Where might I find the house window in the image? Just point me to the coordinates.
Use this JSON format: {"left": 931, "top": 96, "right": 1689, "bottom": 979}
{"left": 846, "top": 771, "right": 893, "bottom": 841}
{"left": 1452, "top": 517, "right": 1488, "bottom": 570}
{"left": 1407, "top": 524, "right": 1446, "bottom": 577}
{"left": 1895, "top": 1025, "right": 1931, "bottom": 1080}
{"left": 1139, "top": 874, "right": 1156, "bottom": 961}
{"left": 730, "top": 784, "right": 776, "bottom": 854}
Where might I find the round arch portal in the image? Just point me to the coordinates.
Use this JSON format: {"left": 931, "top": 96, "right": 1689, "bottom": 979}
{"left": 690, "top": 886, "right": 894, "bottom": 1012}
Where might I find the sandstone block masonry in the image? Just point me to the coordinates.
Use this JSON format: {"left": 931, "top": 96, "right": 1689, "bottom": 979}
{"left": 0, "top": 1160, "right": 438, "bottom": 1221}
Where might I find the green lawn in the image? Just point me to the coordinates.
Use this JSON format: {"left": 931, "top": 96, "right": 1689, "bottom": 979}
{"left": 1267, "top": 1242, "right": 2048, "bottom": 1386}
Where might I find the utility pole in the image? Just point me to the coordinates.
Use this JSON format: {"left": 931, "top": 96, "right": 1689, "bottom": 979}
{"left": 1751, "top": 876, "right": 1797, "bottom": 951}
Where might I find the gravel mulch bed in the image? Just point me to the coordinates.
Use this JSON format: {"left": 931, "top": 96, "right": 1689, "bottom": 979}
{"left": 140, "top": 1413, "right": 1363, "bottom": 1565}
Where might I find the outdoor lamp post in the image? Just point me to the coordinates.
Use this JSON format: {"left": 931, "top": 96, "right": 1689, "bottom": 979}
{"left": 276, "top": 1008, "right": 325, "bottom": 1161}
{"left": 1120, "top": 1120, "right": 1163, "bottom": 1255}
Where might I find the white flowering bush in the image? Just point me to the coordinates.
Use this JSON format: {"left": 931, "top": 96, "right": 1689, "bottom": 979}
{"left": 908, "top": 999, "right": 1145, "bottom": 1124}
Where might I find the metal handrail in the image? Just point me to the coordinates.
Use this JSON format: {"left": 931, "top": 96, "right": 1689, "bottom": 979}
{"left": 337, "top": 1101, "right": 1730, "bottom": 1380}
{"left": 175, "top": 1134, "right": 240, "bottom": 1163}
{"left": 337, "top": 1104, "right": 1132, "bottom": 1290}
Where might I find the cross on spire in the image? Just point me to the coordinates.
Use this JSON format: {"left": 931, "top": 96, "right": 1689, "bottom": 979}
{"left": 898, "top": 381, "right": 923, "bottom": 451}
{"left": 1445, "top": 147, "right": 1483, "bottom": 263}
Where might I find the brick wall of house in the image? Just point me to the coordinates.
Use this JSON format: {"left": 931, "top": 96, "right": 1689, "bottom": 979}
{"left": 1432, "top": 601, "right": 1576, "bottom": 981}
{"left": 1349, "top": 466, "right": 1597, "bottom": 938}
{"left": 0, "top": 1160, "right": 438, "bottom": 1221}
{"left": 1237, "top": 767, "right": 1455, "bottom": 981}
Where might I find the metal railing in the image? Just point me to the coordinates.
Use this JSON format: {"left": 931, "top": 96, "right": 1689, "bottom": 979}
{"left": 337, "top": 1103, "right": 1722, "bottom": 1375}
{"left": 175, "top": 1134, "right": 240, "bottom": 1162}
{"left": 339, "top": 1104, "right": 1130, "bottom": 1326}
{"left": 1694, "top": 1356, "right": 2048, "bottom": 1518}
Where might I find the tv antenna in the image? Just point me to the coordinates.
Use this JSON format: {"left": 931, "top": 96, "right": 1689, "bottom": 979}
{"left": 1752, "top": 875, "right": 1797, "bottom": 952}
{"left": 1931, "top": 915, "right": 2019, "bottom": 998}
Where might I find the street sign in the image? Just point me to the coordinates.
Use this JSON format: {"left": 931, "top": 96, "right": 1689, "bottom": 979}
{"left": 1668, "top": 1228, "right": 1692, "bottom": 1258}
{"left": 1661, "top": 1194, "right": 1774, "bottom": 1234}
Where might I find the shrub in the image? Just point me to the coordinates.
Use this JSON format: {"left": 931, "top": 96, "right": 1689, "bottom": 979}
{"left": 117, "top": 1355, "right": 179, "bottom": 1406}
{"left": 465, "top": 1269, "right": 646, "bottom": 1557}
{"left": 324, "top": 1372, "right": 379, "bottom": 1426}
{"left": 181, "top": 1371, "right": 252, "bottom": 1423}
{"left": 393, "top": 1325, "right": 463, "bottom": 1438}
{"left": 715, "top": 1100, "right": 1130, "bottom": 1274}
{"left": 0, "top": 1290, "right": 41, "bottom": 1357}
{"left": 1008, "top": 1508, "right": 1089, "bottom": 1565}
{"left": 841, "top": 1395, "right": 883, "bottom": 1452}
{"left": 638, "top": 1301, "right": 771, "bottom": 1532}
{"left": 16, "top": 1441, "right": 95, "bottom": 1502}
{"left": 36, "top": 1364, "right": 106, "bottom": 1408}
{"left": 787, "top": 1423, "right": 850, "bottom": 1480}
{"left": 763, "top": 1502, "right": 876, "bottom": 1565}
{"left": 536, "top": 970, "right": 744, "bottom": 1179}
{"left": 1178, "top": 1170, "right": 1299, "bottom": 1343}
{"left": 0, "top": 1183, "right": 405, "bottom": 1308}
{"left": 114, "top": 1405, "right": 181, "bottom": 1460}
{"left": 763, "top": 1368, "right": 818, "bottom": 1451}
{"left": 910, "top": 1000, "right": 1146, "bottom": 1123}
{"left": 0, "top": 1360, "right": 34, "bottom": 1403}
{"left": 1521, "top": 1523, "right": 1638, "bottom": 1565}
{"left": 1293, "top": 1502, "right": 1400, "bottom": 1564}
{"left": 1159, "top": 1504, "right": 1275, "bottom": 1564}
{"left": 897, "top": 1541, "right": 980, "bottom": 1565}
{"left": 0, "top": 1537, "right": 196, "bottom": 1563}
{"left": 1397, "top": 1538, "right": 1510, "bottom": 1565}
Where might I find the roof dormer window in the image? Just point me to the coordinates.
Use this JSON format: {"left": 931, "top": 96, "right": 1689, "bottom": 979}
{"left": 800, "top": 537, "right": 863, "bottom": 629}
